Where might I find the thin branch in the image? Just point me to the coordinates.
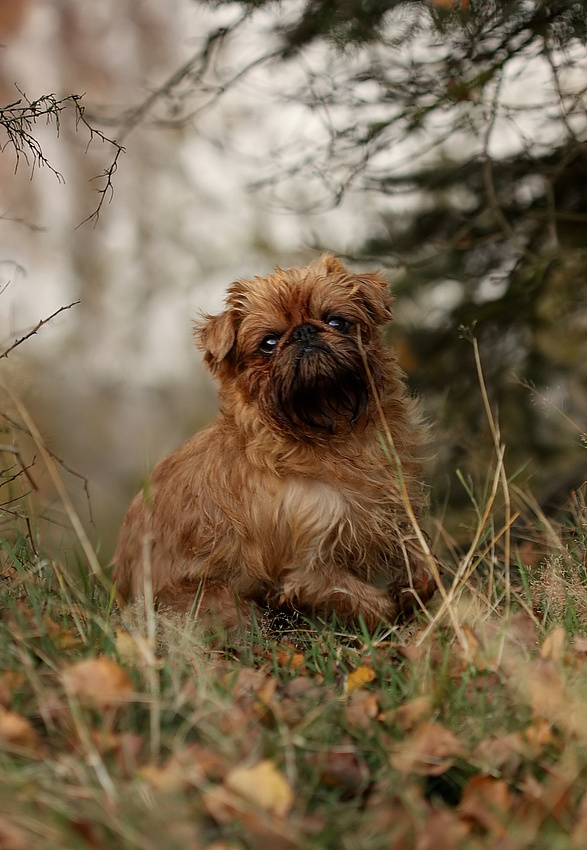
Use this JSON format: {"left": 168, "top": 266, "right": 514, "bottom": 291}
{"left": 0, "top": 412, "right": 94, "bottom": 526}
{"left": 0, "top": 90, "right": 124, "bottom": 226}
{"left": 0, "top": 301, "right": 81, "bottom": 360}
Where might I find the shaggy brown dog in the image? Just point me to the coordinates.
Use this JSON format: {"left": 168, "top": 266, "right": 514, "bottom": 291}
{"left": 113, "top": 255, "right": 435, "bottom": 629}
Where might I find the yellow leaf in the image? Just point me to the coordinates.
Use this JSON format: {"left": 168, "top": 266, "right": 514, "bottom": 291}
{"left": 345, "top": 665, "right": 376, "bottom": 693}
{"left": 225, "top": 759, "right": 294, "bottom": 817}
{"left": 114, "top": 629, "right": 143, "bottom": 666}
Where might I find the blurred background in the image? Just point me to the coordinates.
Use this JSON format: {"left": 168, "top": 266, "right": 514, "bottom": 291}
{"left": 1, "top": 0, "right": 586, "bottom": 559}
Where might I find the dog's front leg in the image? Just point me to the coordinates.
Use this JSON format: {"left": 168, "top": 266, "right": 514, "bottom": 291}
{"left": 281, "top": 571, "right": 399, "bottom": 631}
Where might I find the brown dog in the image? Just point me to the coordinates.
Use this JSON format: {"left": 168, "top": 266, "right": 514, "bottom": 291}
{"left": 113, "top": 255, "right": 435, "bottom": 629}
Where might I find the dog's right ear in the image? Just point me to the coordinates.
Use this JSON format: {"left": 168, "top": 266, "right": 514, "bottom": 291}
{"left": 194, "top": 310, "right": 237, "bottom": 374}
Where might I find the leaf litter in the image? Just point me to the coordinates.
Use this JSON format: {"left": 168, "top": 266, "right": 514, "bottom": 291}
{"left": 4, "top": 566, "right": 587, "bottom": 848}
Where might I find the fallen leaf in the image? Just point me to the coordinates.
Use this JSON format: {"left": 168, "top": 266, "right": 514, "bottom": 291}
{"left": 505, "top": 611, "right": 539, "bottom": 653}
{"left": 283, "top": 677, "right": 322, "bottom": 700}
{"left": 169, "top": 743, "right": 227, "bottom": 784}
{"left": 386, "top": 697, "right": 433, "bottom": 732}
{"left": 114, "top": 629, "right": 143, "bottom": 666}
{"left": 310, "top": 749, "right": 370, "bottom": 797}
{"left": 61, "top": 657, "right": 133, "bottom": 705}
{"left": 573, "top": 636, "right": 587, "bottom": 656}
{"left": 541, "top": 627, "right": 566, "bottom": 663}
{"left": 432, "top": 0, "right": 469, "bottom": 9}
{"left": 451, "top": 625, "right": 485, "bottom": 673}
{"left": 345, "top": 690, "right": 379, "bottom": 730}
{"left": 238, "top": 810, "right": 301, "bottom": 850}
{"left": 415, "top": 808, "right": 470, "bottom": 850}
{"left": 459, "top": 775, "right": 513, "bottom": 834}
{"left": 138, "top": 762, "right": 185, "bottom": 793}
{"left": 229, "top": 668, "right": 273, "bottom": 701}
{"left": 390, "top": 722, "right": 464, "bottom": 776}
{"left": 527, "top": 659, "right": 566, "bottom": 722}
{"left": 0, "top": 709, "right": 38, "bottom": 752}
{"left": 275, "top": 645, "right": 306, "bottom": 672}
{"left": 254, "top": 676, "right": 278, "bottom": 720}
{"left": 571, "top": 790, "right": 587, "bottom": 845}
{"left": 0, "top": 671, "right": 25, "bottom": 709}
{"left": 225, "top": 759, "right": 294, "bottom": 817}
{"left": 518, "top": 768, "right": 574, "bottom": 826}
{"left": 523, "top": 718, "right": 554, "bottom": 754}
{"left": 113, "top": 732, "right": 143, "bottom": 777}
{"left": 44, "top": 616, "right": 82, "bottom": 650}
{"left": 0, "top": 814, "right": 28, "bottom": 850}
{"left": 473, "top": 732, "right": 524, "bottom": 777}
{"left": 345, "top": 665, "right": 376, "bottom": 693}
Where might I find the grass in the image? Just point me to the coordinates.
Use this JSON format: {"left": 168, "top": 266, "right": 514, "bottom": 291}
{"left": 1, "top": 399, "right": 587, "bottom": 848}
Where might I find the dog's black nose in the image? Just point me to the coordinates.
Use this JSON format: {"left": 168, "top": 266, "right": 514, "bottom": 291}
{"left": 292, "top": 324, "right": 319, "bottom": 344}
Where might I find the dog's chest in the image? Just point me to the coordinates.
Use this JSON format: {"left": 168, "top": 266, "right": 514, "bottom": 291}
{"left": 257, "top": 476, "right": 350, "bottom": 573}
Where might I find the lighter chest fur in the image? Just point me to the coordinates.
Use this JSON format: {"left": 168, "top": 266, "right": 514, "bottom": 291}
{"left": 261, "top": 475, "right": 348, "bottom": 576}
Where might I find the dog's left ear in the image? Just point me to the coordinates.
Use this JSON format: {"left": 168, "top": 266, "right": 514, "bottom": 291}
{"left": 355, "top": 271, "right": 394, "bottom": 326}
{"left": 194, "top": 310, "right": 237, "bottom": 374}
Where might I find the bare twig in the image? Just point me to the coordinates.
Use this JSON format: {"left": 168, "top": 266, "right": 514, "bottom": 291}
{"left": 0, "top": 301, "right": 80, "bottom": 360}
{"left": 0, "top": 380, "right": 109, "bottom": 590}
{"left": 0, "top": 412, "right": 94, "bottom": 526}
{"left": 0, "top": 90, "right": 124, "bottom": 225}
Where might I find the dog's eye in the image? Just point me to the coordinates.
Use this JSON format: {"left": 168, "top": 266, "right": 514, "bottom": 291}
{"left": 259, "top": 334, "right": 280, "bottom": 354}
{"left": 326, "top": 315, "right": 350, "bottom": 333}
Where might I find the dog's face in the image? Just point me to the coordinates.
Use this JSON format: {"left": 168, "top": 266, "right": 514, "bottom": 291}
{"left": 195, "top": 254, "right": 393, "bottom": 440}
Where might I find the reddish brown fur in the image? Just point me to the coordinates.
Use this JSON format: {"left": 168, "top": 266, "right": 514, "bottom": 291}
{"left": 113, "top": 255, "right": 435, "bottom": 630}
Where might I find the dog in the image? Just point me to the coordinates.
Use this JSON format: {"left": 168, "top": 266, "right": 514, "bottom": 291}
{"left": 113, "top": 254, "right": 435, "bottom": 630}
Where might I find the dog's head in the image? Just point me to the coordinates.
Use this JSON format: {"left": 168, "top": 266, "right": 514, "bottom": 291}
{"left": 195, "top": 254, "right": 393, "bottom": 440}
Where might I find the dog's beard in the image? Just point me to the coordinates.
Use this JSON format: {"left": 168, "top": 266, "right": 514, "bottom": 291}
{"left": 262, "top": 339, "right": 371, "bottom": 439}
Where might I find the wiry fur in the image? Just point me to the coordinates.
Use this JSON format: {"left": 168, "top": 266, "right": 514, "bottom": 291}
{"left": 113, "top": 255, "right": 435, "bottom": 630}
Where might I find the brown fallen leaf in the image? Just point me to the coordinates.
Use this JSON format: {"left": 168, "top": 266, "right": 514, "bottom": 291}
{"left": 138, "top": 762, "right": 186, "bottom": 793}
{"left": 527, "top": 659, "right": 566, "bottom": 723}
{"left": 138, "top": 743, "right": 226, "bottom": 793}
{"left": 309, "top": 749, "right": 371, "bottom": 797}
{"left": 275, "top": 644, "right": 306, "bottom": 672}
{"left": 345, "top": 690, "right": 379, "bottom": 730}
{"left": 540, "top": 627, "right": 566, "bottom": 663}
{"left": 0, "top": 814, "right": 29, "bottom": 850}
{"left": 459, "top": 775, "right": 513, "bottom": 835}
{"left": 432, "top": 0, "right": 469, "bottom": 10}
{"left": 44, "top": 615, "right": 82, "bottom": 650}
{"left": 473, "top": 732, "right": 524, "bottom": 777}
{"left": 415, "top": 807, "right": 470, "bottom": 850}
{"left": 0, "top": 671, "right": 25, "bottom": 709}
{"left": 345, "top": 665, "right": 376, "bottom": 693}
{"left": 228, "top": 668, "right": 279, "bottom": 719}
{"left": 61, "top": 657, "right": 133, "bottom": 706}
{"left": 450, "top": 625, "right": 485, "bottom": 674}
{"left": 571, "top": 789, "right": 587, "bottom": 845}
{"left": 518, "top": 767, "right": 574, "bottom": 828}
{"left": 0, "top": 709, "right": 39, "bottom": 753}
{"left": 523, "top": 718, "right": 555, "bottom": 754}
{"left": 384, "top": 696, "right": 433, "bottom": 732}
{"left": 283, "top": 677, "right": 319, "bottom": 699}
{"left": 390, "top": 722, "right": 464, "bottom": 776}
{"left": 225, "top": 759, "right": 294, "bottom": 817}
